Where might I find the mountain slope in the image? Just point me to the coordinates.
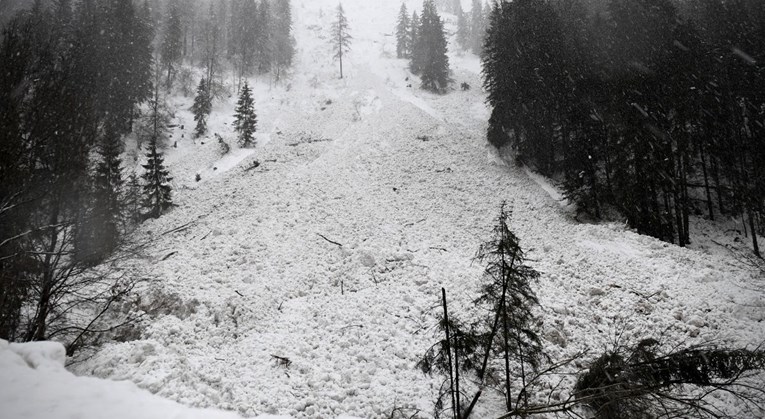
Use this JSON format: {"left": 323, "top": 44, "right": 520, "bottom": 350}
{"left": 74, "top": 1, "right": 765, "bottom": 418}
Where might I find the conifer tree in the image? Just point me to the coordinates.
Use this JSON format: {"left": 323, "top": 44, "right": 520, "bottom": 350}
{"left": 330, "top": 2, "right": 352, "bottom": 79}
{"left": 409, "top": 10, "right": 421, "bottom": 73}
{"left": 75, "top": 127, "right": 124, "bottom": 265}
{"left": 272, "top": 0, "right": 294, "bottom": 80}
{"left": 102, "top": 0, "right": 153, "bottom": 133}
{"left": 475, "top": 202, "right": 543, "bottom": 412}
{"left": 234, "top": 81, "right": 258, "bottom": 147}
{"left": 456, "top": 5, "right": 469, "bottom": 50}
{"left": 123, "top": 171, "right": 142, "bottom": 226}
{"left": 417, "top": 0, "right": 450, "bottom": 92}
{"left": 192, "top": 77, "right": 212, "bottom": 138}
{"left": 161, "top": 0, "right": 182, "bottom": 87}
{"left": 255, "top": 0, "right": 273, "bottom": 74}
{"left": 395, "top": 3, "right": 410, "bottom": 58}
{"left": 141, "top": 139, "right": 173, "bottom": 219}
{"left": 469, "top": 0, "right": 485, "bottom": 54}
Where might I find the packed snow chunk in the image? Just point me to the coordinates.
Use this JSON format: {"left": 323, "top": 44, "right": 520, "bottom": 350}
{"left": 7, "top": 340, "right": 66, "bottom": 370}
{"left": 0, "top": 340, "right": 256, "bottom": 419}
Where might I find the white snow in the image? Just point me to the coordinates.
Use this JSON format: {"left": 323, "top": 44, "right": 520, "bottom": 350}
{"left": 0, "top": 339, "right": 275, "bottom": 419}
{"left": 6, "top": 0, "right": 765, "bottom": 418}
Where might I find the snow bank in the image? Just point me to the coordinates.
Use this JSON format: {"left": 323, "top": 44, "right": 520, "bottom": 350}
{"left": 0, "top": 340, "right": 284, "bottom": 419}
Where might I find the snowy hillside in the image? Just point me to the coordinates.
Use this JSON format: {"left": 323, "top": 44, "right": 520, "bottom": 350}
{"left": 7, "top": 0, "right": 763, "bottom": 418}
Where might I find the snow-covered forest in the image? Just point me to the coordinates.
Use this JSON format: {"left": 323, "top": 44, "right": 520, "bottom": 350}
{"left": 1, "top": 0, "right": 764, "bottom": 418}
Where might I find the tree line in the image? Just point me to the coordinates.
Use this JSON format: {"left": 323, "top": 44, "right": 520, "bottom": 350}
{"left": 482, "top": 0, "right": 765, "bottom": 256}
{"left": 0, "top": 0, "right": 285, "bottom": 351}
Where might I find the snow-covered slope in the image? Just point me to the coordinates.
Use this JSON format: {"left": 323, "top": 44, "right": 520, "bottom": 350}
{"left": 9, "top": 0, "right": 763, "bottom": 418}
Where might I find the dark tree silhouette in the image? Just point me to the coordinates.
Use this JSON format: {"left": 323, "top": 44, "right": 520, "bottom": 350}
{"left": 234, "top": 81, "right": 258, "bottom": 147}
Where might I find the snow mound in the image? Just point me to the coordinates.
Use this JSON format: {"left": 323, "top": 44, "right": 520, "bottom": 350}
{"left": 0, "top": 340, "right": 283, "bottom": 419}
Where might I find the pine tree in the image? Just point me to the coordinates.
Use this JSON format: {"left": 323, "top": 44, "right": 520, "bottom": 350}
{"left": 395, "top": 3, "right": 410, "bottom": 58}
{"left": 192, "top": 77, "right": 212, "bottom": 138}
{"left": 123, "top": 171, "right": 142, "bottom": 226}
{"left": 161, "top": 0, "right": 182, "bottom": 87}
{"left": 456, "top": 4, "right": 469, "bottom": 50}
{"left": 202, "top": 3, "right": 221, "bottom": 94}
{"left": 475, "top": 202, "right": 544, "bottom": 412}
{"left": 417, "top": 0, "right": 450, "bottom": 93}
{"left": 75, "top": 127, "right": 124, "bottom": 265}
{"left": 101, "top": 0, "right": 153, "bottom": 133}
{"left": 331, "top": 2, "right": 352, "bottom": 79}
{"left": 141, "top": 139, "right": 173, "bottom": 219}
{"left": 141, "top": 61, "right": 172, "bottom": 149}
{"left": 255, "top": 0, "right": 273, "bottom": 74}
{"left": 234, "top": 81, "right": 258, "bottom": 147}
{"left": 232, "top": 0, "right": 258, "bottom": 78}
{"left": 409, "top": 10, "right": 422, "bottom": 73}
{"left": 272, "top": 0, "right": 294, "bottom": 80}
{"left": 469, "top": 0, "right": 485, "bottom": 54}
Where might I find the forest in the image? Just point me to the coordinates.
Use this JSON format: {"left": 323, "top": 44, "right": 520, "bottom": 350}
{"left": 0, "top": 0, "right": 294, "bottom": 352}
{"left": 481, "top": 0, "right": 765, "bottom": 255}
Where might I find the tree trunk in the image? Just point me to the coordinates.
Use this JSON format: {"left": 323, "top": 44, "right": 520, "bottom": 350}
{"left": 502, "top": 304, "right": 512, "bottom": 412}
{"left": 28, "top": 200, "right": 61, "bottom": 341}
{"left": 711, "top": 157, "right": 725, "bottom": 214}
{"left": 442, "top": 288, "right": 457, "bottom": 419}
{"left": 699, "top": 139, "right": 714, "bottom": 220}
{"left": 749, "top": 208, "right": 761, "bottom": 258}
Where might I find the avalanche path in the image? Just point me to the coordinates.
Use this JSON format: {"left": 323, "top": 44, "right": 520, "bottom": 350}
{"left": 74, "top": 1, "right": 764, "bottom": 418}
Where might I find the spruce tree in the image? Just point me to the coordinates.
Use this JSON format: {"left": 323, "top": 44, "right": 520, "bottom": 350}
{"left": 102, "top": 0, "right": 153, "bottom": 133}
{"left": 469, "top": 0, "right": 485, "bottom": 54}
{"left": 395, "top": 3, "right": 410, "bottom": 58}
{"left": 234, "top": 81, "right": 258, "bottom": 147}
{"left": 75, "top": 127, "right": 124, "bottom": 265}
{"left": 409, "top": 10, "right": 422, "bottom": 73}
{"left": 123, "top": 171, "right": 142, "bottom": 226}
{"left": 160, "top": 0, "right": 182, "bottom": 87}
{"left": 475, "top": 202, "right": 543, "bottom": 412}
{"left": 192, "top": 77, "right": 212, "bottom": 138}
{"left": 141, "top": 139, "right": 173, "bottom": 219}
{"left": 331, "top": 2, "right": 352, "bottom": 79}
{"left": 255, "top": 0, "right": 273, "bottom": 74}
{"left": 272, "top": 0, "right": 294, "bottom": 80}
{"left": 417, "top": 0, "right": 450, "bottom": 93}
{"left": 456, "top": 5, "right": 469, "bottom": 50}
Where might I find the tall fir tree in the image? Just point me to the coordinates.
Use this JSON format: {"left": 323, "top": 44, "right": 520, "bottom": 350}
{"left": 331, "top": 2, "right": 352, "bottom": 79}
{"left": 409, "top": 10, "right": 422, "bottom": 73}
{"left": 161, "top": 0, "right": 182, "bottom": 87}
{"left": 234, "top": 81, "right": 258, "bottom": 147}
{"left": 474, "top": 203, "right": 544, "bottom": 412}
{"left": 192, "top": 77, "right": 212, "bottom": 138}
{"left": 123, "top": 171, "right": 142, "bottom": 226}
{"left": 75, "top": 127, "right": 125, "bottom": 265}
{"left": 395, "top": 3, "right": 410, "bottom": 58}
{"left": 101, "top": 0, "right": 153, "bottom": 133}
{"left": 272, "top": 0, "right": 295, "bottom": 80}
{"left": 417, "top": 0, "right": 450, "bottom": 92}
{"left": 456, "top": 4, "right": 469, "bottom": 50}
{"left": 141, "top": 139, "right": 173, "bottom": 219}
{"left": 255, "top": 0, "right": 273, "bottom": 74}
{"left": 469, "top": 0, "right": 485, "bottom": 54}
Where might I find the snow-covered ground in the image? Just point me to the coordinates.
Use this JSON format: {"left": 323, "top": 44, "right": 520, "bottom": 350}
{"left": 0, "top": 339, "right": 283, "bottom": 419}
{"left": 5, "top": 0, "right": 764, "bottom": 418}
